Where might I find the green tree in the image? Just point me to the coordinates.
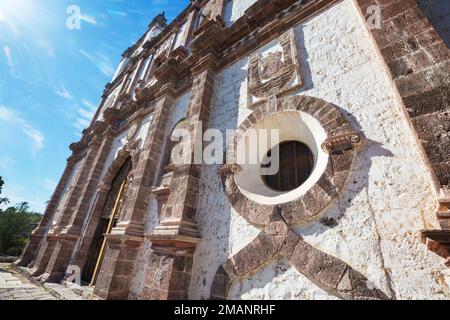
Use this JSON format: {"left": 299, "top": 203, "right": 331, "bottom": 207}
{"left": 0, "top": 178, "right": 42, "bottom": 256}
{"left": 0, "top": 176, "right": 8, "bottom": 206}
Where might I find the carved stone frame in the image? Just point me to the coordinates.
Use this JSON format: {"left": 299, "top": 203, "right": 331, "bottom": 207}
{"left": 247, "top": 28, "right": 304, "bottom": 109}
{"left": 221, "top": 95, "right": 361, "bottom": 227}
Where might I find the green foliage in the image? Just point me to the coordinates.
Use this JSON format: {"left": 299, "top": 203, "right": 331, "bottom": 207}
{"left": 0, "top": 178, "right": 42, "bottom": 257}
{"left": 0, "top": 176, "right": 7, "bottom": 206}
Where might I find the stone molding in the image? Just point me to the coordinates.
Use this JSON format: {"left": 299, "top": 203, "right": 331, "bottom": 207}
{"left": 211, "top": 212, "right": 389, "bottom": 300}
{"left": 209, "top": 94, "right": 389, "bottom": 300}
{"left": 247, "top": 28, "right": 304, "bottom": 106}
{"left": 222, "top": 94, "right": 361, "bottom": 227}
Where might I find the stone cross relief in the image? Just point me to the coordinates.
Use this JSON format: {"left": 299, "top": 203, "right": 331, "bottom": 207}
{"left": 211, "top": 29, "right": 391, "bottom": 300}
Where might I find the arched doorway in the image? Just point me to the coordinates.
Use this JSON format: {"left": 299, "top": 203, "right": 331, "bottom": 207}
{"left": 81, "top": 157, "right": 132, "bottom": 285}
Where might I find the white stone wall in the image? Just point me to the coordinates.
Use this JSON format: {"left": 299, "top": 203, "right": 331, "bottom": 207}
{"left": 188, "top": 0, "right": 450, "bottom": 300}
{"left": 223, "top": 0, "right": 259, "bottom": 27}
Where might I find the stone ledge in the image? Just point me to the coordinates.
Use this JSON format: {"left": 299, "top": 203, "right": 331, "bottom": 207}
{"left": 421, "top": 229, "right": 450, "bottom": 267}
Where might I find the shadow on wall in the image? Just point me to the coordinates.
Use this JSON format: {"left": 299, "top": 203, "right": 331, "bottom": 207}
{"left": 315, "top": 106, "right": 395, "bottom": 229}
{"left": 417, "top": 0, "right": 450, "bottom": 47}
{"left": 295, "top": 26, "right": 314, "bottom": 91}
{"left": 214, "top": 25, "right": 396, "bottom": 299}
{"left": 295, "top": 25, "right": 395, "bottom": 232}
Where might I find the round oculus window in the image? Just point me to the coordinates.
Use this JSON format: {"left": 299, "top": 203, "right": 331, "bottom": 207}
{"left": 261, "top": 141, "right": 314, "bottom": 192}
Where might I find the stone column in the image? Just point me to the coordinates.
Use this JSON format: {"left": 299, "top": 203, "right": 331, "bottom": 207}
{"left": 93, "top": 86, "right": 176, "bottom": 300}
{"left": 141, "top": 56, "right": 218, "bottom": 300}
{"left": 65, "top": 126, "right": 115, "bottom": 235}
{"left": 16, "top": 156, "right": 78, "bottom": 268}
{"left": 38, "top": 136, "right": 103, "bottom": 282}
{"left": 41, "top": 127, "right": 115, "bottom": 282}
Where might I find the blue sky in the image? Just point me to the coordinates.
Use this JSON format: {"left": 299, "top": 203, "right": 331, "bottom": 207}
{"left": 0, "top": 0, "right": 189, "bottom": 212}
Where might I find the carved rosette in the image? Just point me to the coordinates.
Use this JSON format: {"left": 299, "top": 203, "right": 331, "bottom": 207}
{"left": 247, "top": 29, "right": 303, "bottom": 106}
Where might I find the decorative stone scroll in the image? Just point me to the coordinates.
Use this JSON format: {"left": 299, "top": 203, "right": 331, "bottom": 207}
{"left": 247, "top": 29, "right": 304, "bottom": 107}
{"left": 217, "top": 163, "right": 242, "bottom": 177}
{"left": 212, "top": 94, "right": 390, "bottom": 300}
{"left": 321, "top": 132, "right": 362, "bottom": 154}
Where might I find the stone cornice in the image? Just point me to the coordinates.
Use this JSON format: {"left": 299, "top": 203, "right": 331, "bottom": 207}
{"left": 116, "top": 0, "right": 338, "bottom": 94}
{"left": 77, "top": 1, "right": 341, "bottom": 159}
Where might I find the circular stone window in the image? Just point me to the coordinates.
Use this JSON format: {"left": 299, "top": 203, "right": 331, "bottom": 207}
{"left": 220, "top": 95, "right": 360, "bottom": 226}
{"left": 233, "top": 110, "right": 329, "bottom": 205}
{"left": 261, "top": 141, "right": 314, "bottom": 192}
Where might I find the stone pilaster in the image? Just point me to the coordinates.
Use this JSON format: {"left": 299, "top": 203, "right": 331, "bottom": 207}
{"left": 355, "top": 0, "right": 450, "bottom": 266}
{"left": 29, "top": 237, "right": 57, "bottom": 278}
{"left": 41, "top": 128, "right": 115, "bottom": 282}
{"left": 355, "top": 0, "right": 450, "bottom": 194}
{"left": 65, "top": 128, "right": 115, "bottom": 235}
{"left": 158, "top": 56, "right": 217, "bottom": 237}
{"left": 52, "top": 146, "right": 100, "bottom": 234}
{"left": 16, "top": 157, "right": 78, "bottom": 268}
{"left": 93, "top": 235, "right": 142, "bottom": 300}
{"left": 139, "top": 244, "right": 196, "bottom": 300}
{"left": 142, "top": 56, "right": 218, "bottom": 300}
{"left": 93, "top": 86, "right": 176, "bottom": 299}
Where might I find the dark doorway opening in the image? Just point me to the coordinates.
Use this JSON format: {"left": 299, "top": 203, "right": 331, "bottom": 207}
{"left": 81, "top": 158, "right": 132, "bottom": 285}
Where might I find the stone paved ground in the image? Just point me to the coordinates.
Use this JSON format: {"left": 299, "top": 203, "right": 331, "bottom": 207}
{"left": 0, "top": 263, "right": 57, "bottom": 300}
{"left": 0, "top": 263, "right": 92, "bottom": 300}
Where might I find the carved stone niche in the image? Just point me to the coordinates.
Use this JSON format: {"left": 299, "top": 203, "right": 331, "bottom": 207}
{"left": 247, "top": 28, "right": 304, "bottom": 108}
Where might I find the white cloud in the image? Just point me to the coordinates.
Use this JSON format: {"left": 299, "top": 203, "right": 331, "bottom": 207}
{"left": 44, "top": 179, "right": 57, "bottom": 191}
{"left": 99, "top": 61, "right": 115, "bottom": 77}
{"left": 79, "top": 49, "right": 115, "bottom": 78}
{"left": 55, "top": 84, "right": 73, "bottom": 100}
{"left": 78, "top": 108, "right": 95, "bottom": 120}
{"left": 81, "top": 99, "right": 97, "bottom": 112}
{"left": 80, "top": 14, "right": 97, "bottom": 25}
{"left": 74, "top": 117, "right": 91, "bottom": 130}
{"left": 3, "top": 46, "right": 13, "bottom": 67}
{"left": 72, "top": 99, "right": 98, "bottom": 132}
{"left": 0, "top": 106, "right": 44, "bottom": 153}
{"left": 0, "top": 156, "right": 16, "bottom": 171}
{"left": 79, "top": 49, "right": 95, "bottom": 63}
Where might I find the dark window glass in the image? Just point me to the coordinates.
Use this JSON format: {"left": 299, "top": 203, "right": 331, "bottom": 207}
{"left": 262, "top": 141, "right": 314, "bottom": 192}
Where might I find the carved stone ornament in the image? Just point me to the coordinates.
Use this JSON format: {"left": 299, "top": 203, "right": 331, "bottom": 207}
{"left": 211, "top": 95, "right": 387, "bottom": 300}
{"left": 217, "top": 163, "right": 242, "bottom": 177}
{"left": 321, "top": 132, "right": 362, "bottom": 154}
{"left": 247, "top": 29, "right": 303, "bottom": 106}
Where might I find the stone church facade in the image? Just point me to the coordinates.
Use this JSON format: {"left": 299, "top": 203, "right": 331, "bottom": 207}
{"left": 16, "top": 0, "right": 450, "bottom": 299}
